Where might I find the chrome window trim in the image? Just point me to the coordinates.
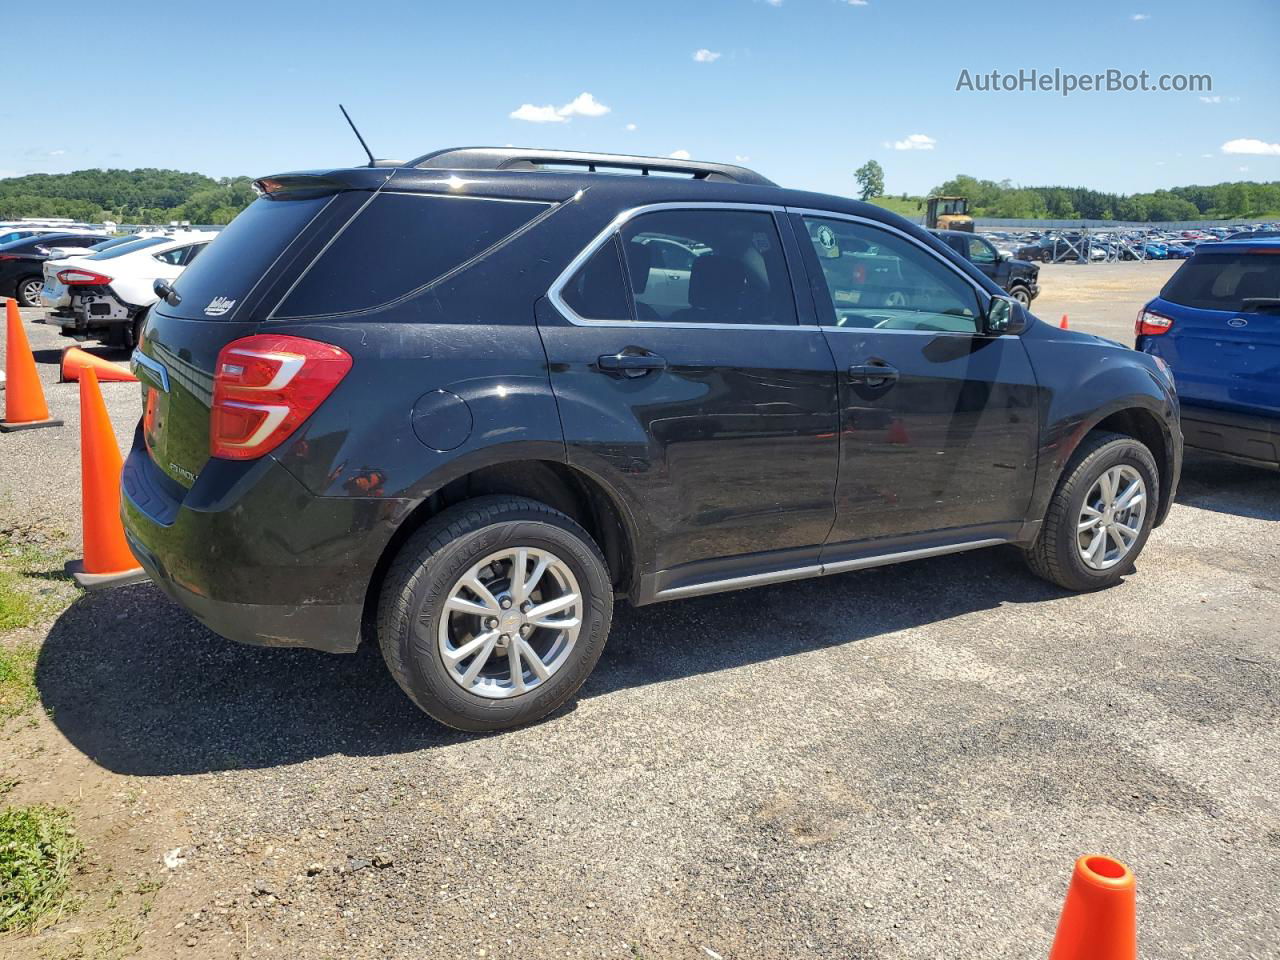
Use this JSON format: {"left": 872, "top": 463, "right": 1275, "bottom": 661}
{"left": 546, "top": 201, "right": 812, "bottom": 330}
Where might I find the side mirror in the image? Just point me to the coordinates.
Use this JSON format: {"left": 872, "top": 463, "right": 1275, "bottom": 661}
{"left": 153, "top": 278, "right": 180, "bottom": 306}
{"left": 982, "top": 295, "right": 1023, "bottom": 336}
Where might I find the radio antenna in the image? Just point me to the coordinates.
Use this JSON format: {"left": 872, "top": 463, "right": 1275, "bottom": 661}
{"left": 339, "top": 104, "right": 376, "bottom": 166}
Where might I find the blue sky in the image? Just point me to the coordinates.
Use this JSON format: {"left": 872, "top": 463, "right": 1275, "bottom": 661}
{"left": 3, "top": 0, "right": 1277, "bottom": 197}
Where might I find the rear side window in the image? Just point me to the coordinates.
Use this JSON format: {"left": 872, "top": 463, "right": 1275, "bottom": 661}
{"left": 91, "top": 236, "right": 170, "bottom": 259}
{"left": 166, "top": 193, "right": 331, "bottom": 320}
{"left": 275, "top": 193, "right": 549, "bottom": 319}
{"left": 560, "top": 236, "right": 630, "bottom": 321}
{"left": 1161, "top": 252, "right": 1280, "bottom": 312}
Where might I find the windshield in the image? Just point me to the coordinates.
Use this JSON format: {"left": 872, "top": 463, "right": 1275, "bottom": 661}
{"left": 1161, "top": 251, "right": 1280, "bottom": 312}
{"left": 89, "top": 236, "right": 172, "bottom": 260}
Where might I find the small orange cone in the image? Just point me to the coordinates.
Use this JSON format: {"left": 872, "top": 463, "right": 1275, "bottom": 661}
{"left": 65, "top": 367, "right": 146, "bottom": 590}
{"left": 1, "top": 298, "right": 62, "bottom": 431}
{"left": 60, "top": 345, "right": 138, "bottom": 384}
{"left": 886, "top": 418, "right": 911, "bottom": 445}
{"left": 1060, "top": 314, "right": 1070, "bottom": 329}
{"left": 1048, "top": 855, "right": 1136, "bottom": 960}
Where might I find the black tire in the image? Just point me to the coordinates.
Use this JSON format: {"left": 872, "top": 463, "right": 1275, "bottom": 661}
{"left": 1024, "top": 431, "right": 1160, "bottom": 591}
{"left": 15, "top": 275, "right": 43, "bottom": 307}
{"left": 376, "top": 495, "right": 613, "bottom": 732}
{"left": 1009, "top": 285, "right": 1032, "bottom": 307}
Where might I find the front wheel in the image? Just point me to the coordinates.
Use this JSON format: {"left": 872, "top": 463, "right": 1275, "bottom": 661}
{"left": 376, "top": 496, "right": 613, "bottom": 732}
{"left": 1024, "top": 431, "right": 1159, "bottom": 591}
{"left": 1009, "top": 285, "right": 1032, "bottom": 308}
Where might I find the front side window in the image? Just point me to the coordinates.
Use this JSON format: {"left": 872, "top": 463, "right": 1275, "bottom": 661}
{"left": 619, "top": 209, "right": 796, "bottom": 325}
{"left": 801, "top": 216, "right": 981, "bottom": 333}
{"left": 968, "top": 237, "right": 996, "bottom": 264}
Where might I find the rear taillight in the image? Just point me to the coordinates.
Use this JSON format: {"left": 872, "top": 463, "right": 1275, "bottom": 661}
{"left": 210, "top": 334, "right": 352, "bottom": 460}
{"left": 57, "top": 269, "right": 112, "bottom": 285}
{"left": 1136, "top": 308, "right": 1174, "bottom": 337}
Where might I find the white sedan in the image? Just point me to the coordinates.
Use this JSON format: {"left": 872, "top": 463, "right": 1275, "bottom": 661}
{"left": 50, "top": 231, "right": 218, "bottom": 347}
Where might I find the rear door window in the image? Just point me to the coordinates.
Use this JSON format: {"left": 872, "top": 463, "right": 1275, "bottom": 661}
{"left": 1161, "top": 252, "right": 1280, "bottom": 312}
{"left": 274, "top": 193, "right": 550, "bottom": 319}
{"left": 619, "top": 209, "right": 796, "bottom": 325}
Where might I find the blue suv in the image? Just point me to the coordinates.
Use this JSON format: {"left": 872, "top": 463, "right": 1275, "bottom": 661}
{"left": 1136, "top": 239, "right": 1280, "bottom": 469}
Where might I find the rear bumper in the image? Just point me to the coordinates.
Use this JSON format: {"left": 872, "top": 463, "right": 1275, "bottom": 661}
{"left": 1180, "top": 403, "right": 1279, "bottom": 469}
{"left": 121, "top": 427, "right": 410, "bottom": 653}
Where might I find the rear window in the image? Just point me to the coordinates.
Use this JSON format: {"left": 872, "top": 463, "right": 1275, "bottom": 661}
{"left": 165, "top": 194, "right": 331, "bottom": 320}
{"left": 90, "top": 236, "right": 170, "bottom": 259}
{"left": 273, "top": 192, "right": 549, "bottom": 319}
{"left": 1161, "top": 251, "right": 1280, "bottom": 312}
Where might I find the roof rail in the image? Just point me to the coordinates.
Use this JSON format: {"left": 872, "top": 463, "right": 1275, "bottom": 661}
{"left": 406, "top": 147, "right": 777, "bottom": 187}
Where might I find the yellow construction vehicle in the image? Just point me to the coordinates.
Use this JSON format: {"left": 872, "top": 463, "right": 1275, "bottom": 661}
{"left": 925, "top": 196, "right": 973, "bottom": 232}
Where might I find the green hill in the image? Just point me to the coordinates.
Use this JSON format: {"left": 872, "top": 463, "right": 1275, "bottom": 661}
{"left": 0, "top": 169, "right": 255, "bottom": 224}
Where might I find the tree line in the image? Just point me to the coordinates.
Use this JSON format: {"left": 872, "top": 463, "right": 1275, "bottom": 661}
{"left": 852, "top": 160, "right": 1279, "bottom": 222}
{"left": 0, "top": 168, "right": 255, "bottom": 224}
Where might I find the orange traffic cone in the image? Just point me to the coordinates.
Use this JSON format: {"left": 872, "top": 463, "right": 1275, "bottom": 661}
{"left": 886, "top": 418, "right": 911, "bottom": 445}
{"left": 60, "top": 345, "right": 138, "bottom": 383}
{"left": 1048, "top": 855, "right": 1136, "bottom": 960}
{"left": 1, "top": 298, "right": 62, "bottom": 431}
{"left": 65, "top": 367, "right": 146, "bottom": 590}
{"left": 1060, "top": 314, "right": 1070, "bottom": 329}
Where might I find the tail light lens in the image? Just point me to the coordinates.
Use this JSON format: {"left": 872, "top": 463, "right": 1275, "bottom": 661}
{"left": 1136, "top": 308, "right": 1174, "bottom": 337}
{"left": 58, "top": 269, "right": 113, "bottom": 285}
{"left": 210, "top": 334, "right": 352, "bottom": 460}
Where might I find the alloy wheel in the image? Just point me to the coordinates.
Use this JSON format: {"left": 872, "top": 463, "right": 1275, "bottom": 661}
{"left": 1077, "top": 465, "right": 1147, "bottom": 571}
{"left": 436, "top": 547, "right": 583, "bottom": 699}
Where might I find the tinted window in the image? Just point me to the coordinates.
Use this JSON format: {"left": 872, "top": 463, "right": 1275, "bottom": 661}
{"left": 182, "top": 243, "right": 208, "bottom": 266}
{"left": 560, "top": 236, "right": 630, "bottom": 321}
{"left": 276, "top": 193, "right": 549, "bottom": 319}
{"left": 1161, "top": 252, "right": 1280, "bottom": 312}
{"left": 620, "top": 209, "right": 795, "bottom": 325}
{"left": 801, "top": 217, "right": 981, "bottom": 333}
{"left": 166, "top": 193, "right": 331, "bottom": 321}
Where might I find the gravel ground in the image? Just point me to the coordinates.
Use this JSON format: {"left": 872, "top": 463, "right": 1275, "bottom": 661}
{"left": 2, "top": 292, "right": 1278, "bottom": 960}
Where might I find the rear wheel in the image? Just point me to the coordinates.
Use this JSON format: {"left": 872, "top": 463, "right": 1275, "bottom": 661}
{"left": 15, "top": 275, "right": 43, "bottom": 307}
{"left": 1024, "top": 431, "right": 1159, "bottom": 591}
{"left": 376, "top": 496, "right": 613, "bottom": 732}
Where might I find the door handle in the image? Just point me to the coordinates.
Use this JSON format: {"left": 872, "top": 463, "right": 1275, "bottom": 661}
{"left": 847, "top": 362, "right": 899, "bottom": 386}
{"left": 597, "top": 352, "right": 667, "bottom": 378}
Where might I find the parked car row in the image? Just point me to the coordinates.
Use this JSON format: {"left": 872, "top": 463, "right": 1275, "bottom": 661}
{"left": 986, "top": 223, "right": 1280, "bottom": 263}
{"left": 41, "top": 230, "right": 217, "bottom": 347}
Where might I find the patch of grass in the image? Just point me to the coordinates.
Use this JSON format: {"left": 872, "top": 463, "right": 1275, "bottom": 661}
{"left": 0, "top": 645, "right": 38, "bottom": 723}
{"left": 868, "top": 195, "right": 925, "bottom": 219}
{"left": 0, "top": 804, "right": 84, "bottom": 934}
{"left": 0, "top": 570, "right": 44, "bottom": 631}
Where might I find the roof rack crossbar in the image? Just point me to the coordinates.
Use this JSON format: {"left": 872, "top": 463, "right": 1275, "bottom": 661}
{"left": 406, "top": 147, "right": 776, "bottom": 186}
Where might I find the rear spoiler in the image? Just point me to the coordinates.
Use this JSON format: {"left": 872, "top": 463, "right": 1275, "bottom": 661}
{"left": 252, "top": 174, "right": 360, "bottom": 197}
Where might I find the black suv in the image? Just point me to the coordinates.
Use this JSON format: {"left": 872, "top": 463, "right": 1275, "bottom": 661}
{"left": 931, "top": 228, "right": 1040, "bottom": 307}
{"left": 122, "top": 148, "right": 1182, "bottom": 731}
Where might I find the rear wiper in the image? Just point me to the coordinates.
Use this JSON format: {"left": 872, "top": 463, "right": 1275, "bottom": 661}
{"left": 1241, "top": 297, "right": 1280, "bottom": 312}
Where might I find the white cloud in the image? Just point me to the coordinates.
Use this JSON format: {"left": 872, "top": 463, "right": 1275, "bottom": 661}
{"left": 625, "top": 123, "right": 637, "bottom": 131}
{"left": 765, "top": 0, "right": 783, "bottom": 6}
{"left": 886, "top": 133, "right": 936, "bottom": 151}
{"left": 693, "top": 49, "right": 721, "bottom": 63}
{"left": 1239, "top": 166, "right": 1250, "bottom": 172}
{"left": 1221, "top": 137, "right": 1280, "bottom": 156}
{"left": 48, "top": 149, "right": 66, "bottom": 156}
{"left": 510, "top": 91, "right": 611, "bottom": 123}
{"left": 1200, "top": 96, "right": 1221, "bottom": 104}
{"left": 558, "top": 92, "right": 610, "bottom": 118}
{"left": 1201, "top": 153, "right": 1214, "bottom": 158}
{"left": 1130, "top": 13, "right": 1150, "bottom": 20}
{"left": 734, "top": 155, "right": 751, "bottom": 162}
{"left": 669, "top": 150, "right": 692, "bottom": 160}
{"left": 510, "top": 103, "right": 566, "bottom": 124}
{"left": 845, "top": 0, "right": 869, "bottom": 5}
